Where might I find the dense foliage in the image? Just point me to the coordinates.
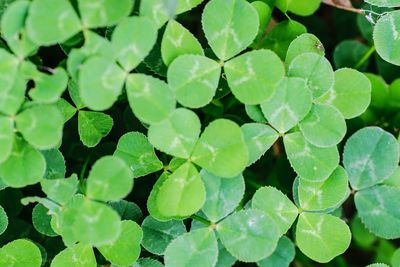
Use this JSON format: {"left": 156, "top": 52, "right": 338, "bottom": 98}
{"left": 0, "top": 0, "right": 399, "bottom": 266}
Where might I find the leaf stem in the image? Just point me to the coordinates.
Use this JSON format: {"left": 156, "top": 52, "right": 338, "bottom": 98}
{"left": 321, "top": 0, "right": 364, "bottom": 14}
{"left": 354, "top": 45, "right": 376, "bottom": 69}
{"left": 191, "top": 214, "right": 212, "bottom": 226}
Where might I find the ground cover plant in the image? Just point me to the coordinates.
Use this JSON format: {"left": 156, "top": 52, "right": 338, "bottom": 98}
{"left": 0, "top": 0, "right": 400, "bottom": 266}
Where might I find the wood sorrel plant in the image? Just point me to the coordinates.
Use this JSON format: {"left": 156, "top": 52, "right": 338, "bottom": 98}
{"left": 0, "top": 0, "right": 399, "bottom": 266}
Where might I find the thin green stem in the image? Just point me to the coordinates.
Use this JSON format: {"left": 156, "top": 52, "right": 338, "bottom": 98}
{"left": 354, "top": 45, "right": 376, "bottom": 70}
{"left": 191, "top": 214, "right": 212, "bottom": 226}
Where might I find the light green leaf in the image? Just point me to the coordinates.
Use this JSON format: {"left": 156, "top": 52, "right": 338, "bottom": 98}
{"left": 317, "top": 68, "right": 371, "bottom": 119}
{"left": 176, "top": 0, "right": 204, "bottom": 13}
{"left": 355, "top": 185, "right": 400, "bottom": 239}
{"left": 98, "top": 220, "right": 142, "bottom": 266}
{"left": 26, "top": 0, "right": 81, "bottom": 46}
{"left": 147, "top": 173, "right": 174, "bottom": 221}
{"left": 257, "top": 236, "right": 295, "bottom": 267}
{"left": 299, "top": 104, "right": 346, "bottom": 147}
{"left": 288, "top": 52, "right": 334, "bottom": 98}
{"left": 298, "top": 166, "right": 350, "bottom": 211}
{"left": 164, "top": 228, "right": 218, "bottom": 267}
{"left": 0, "top": 0, "right": 37, "bottom": 57}
{"left": 112, "top": 16, "right": 157, "bottom": 71}
{"left": 0, "top": 137, "right": 45, "bottom": 188}
{"left": 0, "top": 116, "right": 14, "bottom": 163}
{"left": 224, "top": 49, "right": 285, "bottom": 104}
{"left": 351, "top": 215, "right": 377, "bottom": 249}
{"left": 241, "top": 123, "right": 279, "bottom": 166}
{"left": 126, "top": 74, "right": 176, "bottom": 124}
{"left": 133, "top": 258, "right": 164, "bottom": 267}
{"left": 79, "top": 56, "right": 126, "bottom": 111}
{"left": 32, "top": 203, "right": 57, "bottom": 237}
{"left": 16, "top": 104, "right": 64, "bottom": 149}
{"left": 373, "top": 10, "right": 400, "bottom": 65}
{"left": 86, "top": 156, "right": 133, "bottom": 202}
{"left": 29, "top": 68, "right": 68, "bottom": 103}
{"left": 78, "top": 0, "right": 133, "bottom": 28}
{"left": 51, "top": 243, "right": 96, "bottom": 267}
{"left": 59, "top": 195, "right": 121, "bottom": 246}
{"left": 366, "top": 0, "right": 400, "bottom": 8}
{"left": 260, "top": 77, "right": 312, "bottom": 133}
{"left": 78, "top": 111, "right": 113, "bottom": 148}
{"left": 245, "top": 105, "right": 267, "bottom": 123}
{"left": 217, "top": 209, "right": 280, "bottom": 262}
{"left": 392, "top": 248, "right": 400, "bottom": 267}
{"left": 286, "top": 33, "right": 324, "bottom": 65}
{"left": 40, "top": 174, "right": 78, "bottom": 205}
{"left": 0, "top": 49, "right": 25, "bottom": 115}
{"left": 0, "top": 205, "right": 7, "bottom": 235}
{"left": 0, "top": 239, "right": 42, "bottom": 267}
{"left": 200, "top": 170, "right": 245, "bottom": 222}
{"left": 161, "top": 20, "right": 204, "bottom": 66}
{"left": 296, "top": 213, "right": 351, "bottom": 263}
{"left": 276, "top": 0, "right": 321, "bottom": 16}
{"left": 140, "top": 0, "right": 174, "bottom": 28}
{"left": 148, "top": 108, "right": 201, "bottom": 159}
{"left": 156, "top": 162, "right": 205, "bottom": 218}
{"left": 284, "top": 132, "right": 339, "bottom": 181}
{"left": 56, "top": 98, "right": 77, "bottom": 123}
{"left": 114, "top": 132, "right": 163, "bottom": 178}
{"left": 141, "top": 216, "right": 186, "bottom": 255}
{"left": 167, "top": 55, "right": 221, "bottom": 108}
{"left": 202, "top": 0, "right": 259, "bottom": 60}
{"left": 252, "top": 186, "right": 298, "bottom": 235}
{"left": 192, "top": 119, "right": 248, "bottom": 178}
{"left": 343, "top": 127, "right": 399, "bottom": 190}
{"left": 216, "top": 240, "right": 236, "bottom": 267}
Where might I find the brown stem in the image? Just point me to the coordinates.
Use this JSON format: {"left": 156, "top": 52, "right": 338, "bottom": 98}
{"left": 322, "top": 0, "right": 364, "bottom": 14}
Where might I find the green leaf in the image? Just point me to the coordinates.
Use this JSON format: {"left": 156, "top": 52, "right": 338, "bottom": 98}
{"left": 114, "top": 132, "right": 163, "bottom": 178}
{"left": 56, "top": 98, "right": 77, "bottom": 123}
{"left": 0, "top": 239, "right": 42, "bottom": 267}
{"left": 317, "top": 68, "right": 372, "bottom": 119}
{"left": 134, "top": 258, "right": 164, "bottom": 267}
{"left": 351, "top": 215, "right": 377, "bottom": 249}
{"left": 86, "top": 156, "right": 133, "bottom": 202}
{"left": 216, "top": 240, "right": 236, "bottom": 267}
{"left": 167, "top": 55, "right": 221, "bottom": 108}
{"left": 217, "top": 209, "right": 280, "bottom": 262}
{"left": 79, "top": 56, "right": 126, "bottom": 111}
{"left": 0, "top": 116, "right": 14, "bottom": 163}
{"left": 392, "top": 248, "right": 400, "bottom": 267}
{"left": 32, "top": 203, "right": 57, "bottom": 237}
{"left": 40, "top": 174, "right": 78, "bottom": 205}
{"left": 147, "top": 173, "right": 174, "bottom": 221}
{"left": 288, "top": 52, "right": 334, "bottom": 98}
{"left": 165, "top": 228, "right": 218, "bottom": 267}
{"left": 112, "top": 16, "right": 157, "bottom": 71}
{"left": 299, "top": 104, "right": 346, "bottom": 147}
{"left": 161, "top": 20, "right": 204, "bottom": 66}
{"left": 192, "top": 119, "right": 248, "bottom": 178}
{"left": 276, "top": 0, "right": 321, "bottom": 16}
{"left": 241, "top": 123, "right": 279, "bottom": 165}
{"left": 224, "top": 49, "right": 285, "bottom": 104}
{"left": 333, "top": 40, "right": 370, "bottom": 71}
{"left": 148, "top": 108, "right": 201, "bottom": 159}
{"left": 16, "top": 104, "right": 64, "bottom": 149}
{"left": 126, "top": 74, "right": 176, "bottom": 124}
{"left": 176, "top": 0, "right": 204, "bottom": 13}
{"left": 200, "top": 170, "right": 245, "bottom": 222}
{"left": 252, "top": 186, "right": 298, "bottom": 235}
{"left": 141, "top": 216, "right": 186, "bottom": 255}
{"left": 98, "top": 220, "right": 142, "bottom": 266}
{"left": 245, "top": 105, "right": 267, "bottom": 123}
{"left": 298, "top": 166, "right": 350, "bottom": 211}
{"left": 286, "top": 33, "right": 324, "bottom": 66}
{"left": 0, "top": 49, "right": 25, "bottom": 115}
{"left": 343, "top": 127, "right": 399, "bottom": 190}
{"left": 0, "top": 0, "right": 37, "bottom": 57}
{"left": 366, "top": 0, "right": 400, "bottom": 8}
{"left": 202, "top": 0, "right": 259, "bottom": 60}
{"left": 284, "top": 132, "right": 339, "bottom": 181}
{"left": 257, "top": 236, "right": 295, "bottom": 267}
{"left": 295, "top": 213, "right": 351, "bottom": 263}
{"left": 109, "top": 200, "right": 143, "bottom": 222}
{"left": 0, "top": 137, "right": 45, "bottom": 188}
{"left": 78, "top": 0, "right": 133, "bottom": 28}
{"left": 26, "top": 0, "right": 81, "bottom": 45}
{"left": 29, "top": 68, "right": 68, "bottom": 103}
{"left": 373, "top": 10, "right": 400, "bottom": 66}
{"left": 260, "top": 77, "right": 312, "bottom": 133}
{"left": 355, "top": 185, "right": 400, "bottom": 239}
{"left": 139, "top": 0, "right": 174, "bottom": 28}
{"left": 78, "top": 111, "right": 113, "bottom": 148}
{"left": 0, "top": 205, "right": 8, "bottom": 235}
{"left": 50, "top": 243, "right": 96, "bottom": 267}
{"left": 58, "top": 194, "right": 121, "bottom": 246}
{"left": 156, "top": 162, "right": 205, "bottom": 218}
